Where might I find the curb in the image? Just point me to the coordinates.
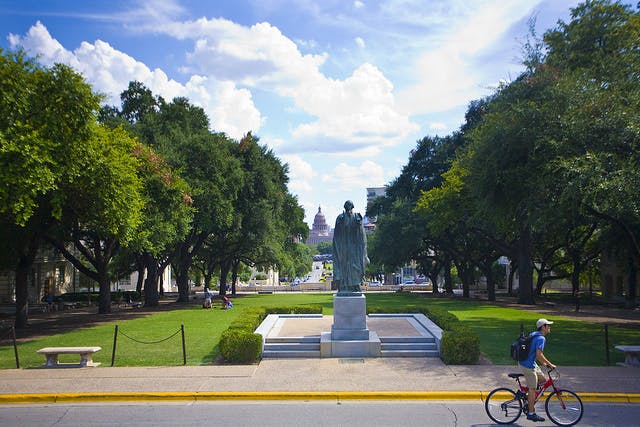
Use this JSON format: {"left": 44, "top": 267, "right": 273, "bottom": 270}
{"left": 0, "top": 391, "right": 638, "bottom": 404}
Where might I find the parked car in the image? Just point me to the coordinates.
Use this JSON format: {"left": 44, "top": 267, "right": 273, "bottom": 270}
{"left": 368, "top": 281, "right": 382, "bottom": 287}
{"left": 403, "top": 280, "right": 416, "bottom": 285}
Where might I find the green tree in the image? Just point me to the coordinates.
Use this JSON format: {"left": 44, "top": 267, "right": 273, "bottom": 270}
{"left": 367, "top": 131, "right": 465, "bottom": 288}
{"left": 113, "top": 83, "right": 241, "bottom": 302}
{"left": 45, "top": 125, "right": 145, "bottom": 314}
{"left": 0, "top": 50, "right": 101, "bottom": 326}
{"left": 543, "top": 0, "right": 640, "bottom": 307}
{"left": 210, "top": 134, "right": 307, "bottom": 295}
{"left": 315, "top": 241, "right": 333, "bottom": 255}
{"left": 129, "top": 144, "right": 193, "bottom": 306}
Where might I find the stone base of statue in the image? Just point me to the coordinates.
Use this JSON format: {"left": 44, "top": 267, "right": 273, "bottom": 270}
{"left": 320, "top": 292, "right": 381, "bottom": 357}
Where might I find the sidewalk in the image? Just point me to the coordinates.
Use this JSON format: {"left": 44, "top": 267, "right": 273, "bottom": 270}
{"left": 0, "top": 360, "right": 639, "bottom": 403}
{"left": 1, "top": 315, "right": 639, "bottom": 403}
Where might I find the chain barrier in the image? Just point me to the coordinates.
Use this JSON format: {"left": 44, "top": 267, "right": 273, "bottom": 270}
{"left": 117, "top": 327, "right": 182, "bottom": 344}
{"left": 111, "top": 324, "right": 186, "bottom": 366}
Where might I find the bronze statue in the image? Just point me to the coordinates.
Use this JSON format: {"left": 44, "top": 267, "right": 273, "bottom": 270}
{"left": 332, "top": 200, "right": 368, "bottom": 293}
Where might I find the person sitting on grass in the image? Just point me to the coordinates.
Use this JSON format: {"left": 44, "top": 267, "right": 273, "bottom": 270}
{"left": 222, "top": 295, "right": 233, "bottom": 309}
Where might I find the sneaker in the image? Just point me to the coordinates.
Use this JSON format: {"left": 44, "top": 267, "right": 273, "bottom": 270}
{"left": 526, "top": 413, "right": 546, "bottom": 422}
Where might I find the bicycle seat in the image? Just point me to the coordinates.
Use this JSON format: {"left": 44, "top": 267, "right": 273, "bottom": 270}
{"left": 508, "top": 373, "right": 524, "bottom": 378}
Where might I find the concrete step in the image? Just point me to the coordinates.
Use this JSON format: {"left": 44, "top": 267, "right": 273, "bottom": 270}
{"left": 379, "top": 336, "right": 435, "bottom": 343}
{"left": 262, "top": 350, "right": 321, "bottom": 358}
{"left": 265, "top": 336, "right": 320, "bottom": 344}
{"left": 381, "top": 349, "right": 440, "bottom": 358}
{"left": 264, "top": 343, "right": 321, "bottom": 351}
{"left": 381, "top": 342, "right": 437, "bottom": 351}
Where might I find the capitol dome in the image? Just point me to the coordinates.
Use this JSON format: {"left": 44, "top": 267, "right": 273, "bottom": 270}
{"left": 306, "top": 206, "right": 333, "bottom": 245}
{"left": 312, "top": 206, "right": 329, "bottom": 234}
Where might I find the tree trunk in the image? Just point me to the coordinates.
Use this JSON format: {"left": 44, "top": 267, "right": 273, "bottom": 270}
{"left": 98, "top": 269, "right": 112, "bottom": 314}
{"left": 14, "top": 257, "right": 31, "bottom": 329}
{"left": 508, "top": 261, "right": 516, "bottom": 295}
{"left": 626, "top": 254, "right": 638, "bottom": 309}
{"left": 455, "top": 262, "right": 472, "bottom": 298}
{"left": 443, "top": 259, "right": 453, "bottom": 294}
{"left": 14, "top": 236, "right": 39, "bottom": 329}
{"left": 135, "top": 257, "right": 145, "bottom": 294}
{"left": 484, "top": 261, "right": 496, "bottom": 302}
{"left": 231, "top": 259, "right": 240, "bottom": 296}
{"left": 219, "top": 259, "right": 231, "bottom": 296}
{"left": 571, "top": 255, "right": 582, "bottom": 312}
{"left": 517, "top": 224, "right": 535, "bottom": 305}
{"left": 174, "top": 263, "right": 190, "bottom": 303}
{"left": 143, "top": 253, "right": 159, "bottom": 307}
{"left": 428, "top": 272, "right": 440, "bottom": 294}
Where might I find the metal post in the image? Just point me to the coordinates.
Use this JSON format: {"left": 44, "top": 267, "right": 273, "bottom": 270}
{"left": 604, "top": 324, "right": 610, "bottom": 366}
{"left": 11, "top": 326, "right": 19, "bottom": 369}
{"left": 111, "top": 325, "right": 118, "bottom": 367}
{"left": 181, "top": 324, "right": 187, "bottom": 365}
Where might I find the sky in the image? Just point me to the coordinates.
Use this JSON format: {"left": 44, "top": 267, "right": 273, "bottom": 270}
{"left": 0, "top": 0, "right": 583, "bottom": 228}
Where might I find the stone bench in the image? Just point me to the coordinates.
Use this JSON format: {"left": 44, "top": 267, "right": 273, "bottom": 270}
{"left": 615, "top": 345, "right": 640, "bottom": 367}
{"left": 37, "top": 346, "right": 102, "bottom": 368}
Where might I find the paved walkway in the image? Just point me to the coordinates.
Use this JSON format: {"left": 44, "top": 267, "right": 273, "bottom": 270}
{"left": 1, "top": 316, "right": 639, "bottom": 403}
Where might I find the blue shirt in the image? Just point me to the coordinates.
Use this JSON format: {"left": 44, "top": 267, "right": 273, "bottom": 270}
{"left": 519, "top": 331, "right": 545, "bottom": 369}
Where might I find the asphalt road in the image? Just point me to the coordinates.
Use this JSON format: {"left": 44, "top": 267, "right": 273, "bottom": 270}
{"left": 1, "top": 401, "right": 639, "bottom": 427}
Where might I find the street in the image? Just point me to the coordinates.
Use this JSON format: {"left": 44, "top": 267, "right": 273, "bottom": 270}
{"left": 1, "top": 401, "right": 638, "bottom": 426}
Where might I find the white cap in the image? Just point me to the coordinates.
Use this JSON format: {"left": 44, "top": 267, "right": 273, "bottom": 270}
{"left": 536, "top": 318, "right": 554, "bottom": 329}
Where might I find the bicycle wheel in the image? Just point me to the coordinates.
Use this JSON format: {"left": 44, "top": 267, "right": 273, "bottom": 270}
{"left": 485, "top": 388, "right": 522, "bottom": 424}
{"left": 545, "top": 389, "right": 584, "bottom": 426}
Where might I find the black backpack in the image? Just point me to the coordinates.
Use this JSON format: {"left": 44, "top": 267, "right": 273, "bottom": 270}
{"left": 510, "top": 333, "right": 533, "bottom": 362}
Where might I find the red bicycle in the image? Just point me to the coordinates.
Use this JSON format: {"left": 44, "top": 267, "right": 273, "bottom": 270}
{"left": 485, "top": 367, "right": 583, "bottom": 426}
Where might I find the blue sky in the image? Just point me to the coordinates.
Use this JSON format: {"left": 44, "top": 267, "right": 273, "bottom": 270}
{"left": 0, "top": 0, "right": 582, "bottom": 227}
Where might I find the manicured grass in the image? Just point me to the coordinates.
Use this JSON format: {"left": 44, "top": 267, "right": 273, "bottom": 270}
{"left": 1, "top": 293, "right": 638, "bottom": 368}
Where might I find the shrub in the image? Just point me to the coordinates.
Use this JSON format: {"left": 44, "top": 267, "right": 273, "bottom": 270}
{"left": 227, "top": 308, "right": 266, "bottom": 331}
{"left": 421, "top": 306, "right": 459, "bottom": 330}
{"left": 265, "top": 305, "right": 322, "bottom": 315}
{"left": 219, "top": 329, "right": 263, "bottom": 363}
{"left": 440, "top": 324, "right": 481, "bottom": 365}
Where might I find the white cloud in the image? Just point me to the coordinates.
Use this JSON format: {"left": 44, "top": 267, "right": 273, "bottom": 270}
{"left": 354, "top": 1, "right": 365, "bottom": 9}
{"left": 154, "top": 17, "right": 418, "bottom": 152}
{"left": 355, "top": 37, "right": 365, "bottom": 48}
{"left": 9, "top": 22, "right": 261, "bottom": 140}
{"left": 321, "top": 160, "right": 386, "bottom": 189}
{"left": 290, "top": 63, "right": 419, "bottom": 147}
{"left": 429, "top": 122, "right": 447, "bottom": 131}
{"left": 395, "top": 0, "right": 542, "bottom": 115}
{"left": 165, "top": 18, "right": 328, "bottom": 89}
{"left": 279, "top": 154, "right": 316, "bottom": 195}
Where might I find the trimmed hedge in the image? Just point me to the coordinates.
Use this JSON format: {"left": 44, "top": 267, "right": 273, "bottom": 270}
{"left": 264, "top": 304, "right": 323, "bottom": 315}
{"left": 219, "top": 304, "right": 322, "bottom": 363}
{"left": 439, "top": 324, "right": 481, "bottom": 364}
{"left": 219, "top": 329, "right": 262, "bottom": 363}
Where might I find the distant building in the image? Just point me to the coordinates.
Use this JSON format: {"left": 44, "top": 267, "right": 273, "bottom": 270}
{"left": 365, "top": 186, "right": 387, "bottom": 233}
{"left": 366, "top": 186, "right": 387, "bottom": 208}
{"left": 306, "top": 206, "right": 334, "bottom": 245}
{"left": 0, "top": 242, "right": 173, "bottom": 305}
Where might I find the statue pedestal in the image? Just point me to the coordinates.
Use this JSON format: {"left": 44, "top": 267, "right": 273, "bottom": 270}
{"left": 320, "top": 293, "right": 381, "bottom": 357}
{"left": 331, "top": 293, "right": 369, "bottom": 340}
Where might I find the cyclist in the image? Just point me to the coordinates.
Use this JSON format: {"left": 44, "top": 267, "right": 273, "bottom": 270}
{"left": 519, "top": 318, "right": 556, "bottom": 422}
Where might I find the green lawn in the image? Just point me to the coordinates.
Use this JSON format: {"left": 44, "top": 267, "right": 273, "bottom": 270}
{"left": 1, "top": 293, "right": 638, "bottom": 368}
